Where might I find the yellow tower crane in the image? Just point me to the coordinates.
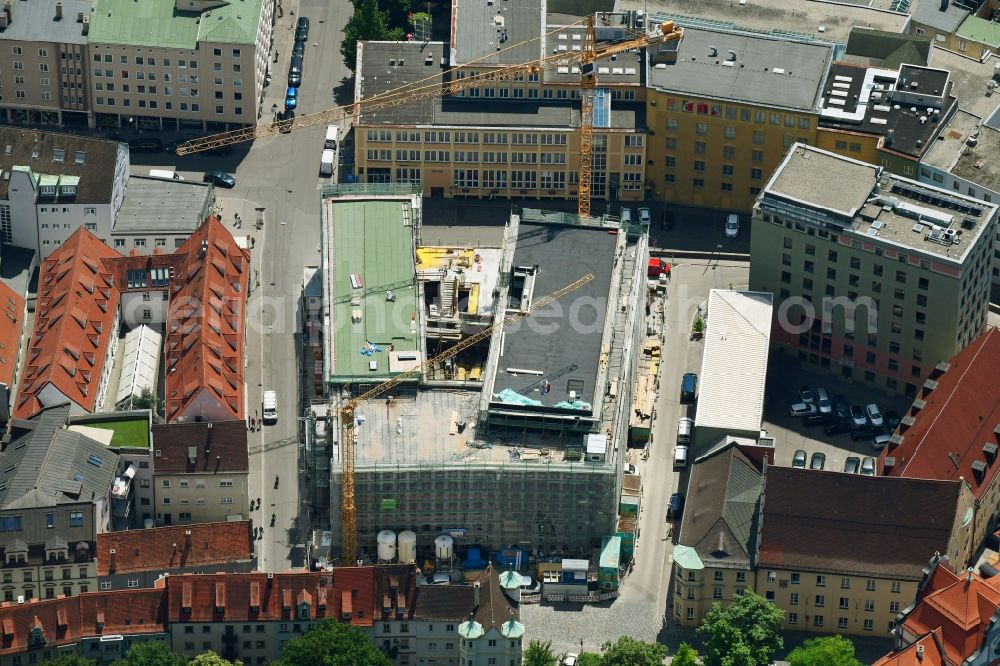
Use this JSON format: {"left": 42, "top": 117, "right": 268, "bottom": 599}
{"left": 176, "top": 17, "right": 683, "bottom": 218}
{"left": 337, "top": 273, "right": 594, "bottom": 564}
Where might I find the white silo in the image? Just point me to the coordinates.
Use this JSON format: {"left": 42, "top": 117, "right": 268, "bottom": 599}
{"left": 398, "top": 530, "right": 417, "bottom": 564}
{"left": 435, "top": 534, "right": 454, "bottom": 560}
{"left": 377, "top": 530, "right": 397, "bottom": 562}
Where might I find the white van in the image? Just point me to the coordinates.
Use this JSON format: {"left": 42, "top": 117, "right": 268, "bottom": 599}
{"left": 320, "top": 149, "right": 335, "bottom": 177}
{"left": 324, "top": 125, "right": 339, "bottom": 150}
{"left": 149, "top": 169, "right": 183, "bottom": 180}
{"left": 677, "top": 416, "right": 693, "bottom": 445}
{"left": 262, "top": 390, "right": 277, "bottom": 424}
{"left": 673, "top": 444, "right": 689, "bottom": 469}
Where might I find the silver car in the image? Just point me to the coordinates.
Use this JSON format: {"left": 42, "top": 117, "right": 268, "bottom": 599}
{"left": 866, "top": 403, "right": 884, "bottom": 427}
{"left": 861, "top": 457, "right": 876, "bottom": 476}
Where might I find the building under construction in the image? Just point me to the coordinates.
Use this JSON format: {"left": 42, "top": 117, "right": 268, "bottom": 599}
{"left": 321, "top": 186, "right": 647, "bottom": 561}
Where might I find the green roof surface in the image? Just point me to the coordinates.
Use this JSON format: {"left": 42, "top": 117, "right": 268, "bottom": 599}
{"left": 956, "top": 16, "right": 1000, "bottom": 48}
{"left": 89, "top": 0, "right": 263, "bottom": 48}
{"left": 85, "top": 417, "right": 151, "bottom": 449}
{"left": 330, "top": 199, "right": 418, "bottom": 381}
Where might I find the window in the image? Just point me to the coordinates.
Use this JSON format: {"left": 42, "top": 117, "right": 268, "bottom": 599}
{"left": 891, "top": 581, "right": 901, "bottom": 593}
{"left": 865, "top": 600, "right": 875, "bottom": 612}
{"left": 46, "top": 513, "right": 55, "bottom": 528}
{"left": 789, "top": 592, "right": 798, "bottom": 605}
{"left": 866, "top": 579, "right": 876, "bottom": 591}
{"left": 69, "top": 512, "right": 83, "bottom": 527}
{"left": 790, "top": 573, "right": 800, "bottom": 584}
{"left": 815, "top": 595, "right": 825, "bottom": 607}
{"left": 816, "top": 575, "right": 825, "bottom": 587}
{"left": 863, "top": 619, "right": 874, "bottom": 631}
{"left": 840, "top": 578, "right": 850, "bottom": 589}
{"left": 889, "top": 601, "right": 900, "bottom": 613}
{"left": 813, "top": 615, "right": 824, "bottom": 627}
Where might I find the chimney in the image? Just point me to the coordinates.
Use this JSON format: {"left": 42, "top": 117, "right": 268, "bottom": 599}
{"left": 968, "top": 567, "right": 975, "bottom": 582}
{"left": 473, "top": 581, "right": 480, "bottom": 608}
{"left": 185, "top": 529, "right": 192, "bottom": 549}
{"left": 82, "top": 14, "right": 89, "bottom": 35}
{"left": 55, "top": 2, "right": 63, "bottom": 20}
{"left": 916, "top": 644, "right": 925, "bottom": 660}
{"left": 109, "top": 548, "right": 116, "bottom": 573}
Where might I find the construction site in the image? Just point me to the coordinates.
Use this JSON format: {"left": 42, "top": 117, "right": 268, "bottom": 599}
{"left": 318, "top": 185, "right": 648, "bottom": 563}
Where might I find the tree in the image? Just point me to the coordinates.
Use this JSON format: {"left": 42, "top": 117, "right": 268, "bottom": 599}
{"left": 341, "top": 0, "right": 404, "bottom": 71}
{"left": 576, "top": 654, "right": 602, "bottom": 666}
{"left": 275, "top": 618, "right": 391, "bottom": 666}
{"left": 698, "top": 591, "right": 784, "bottom": 666}
{"left": 672, "top": 642, "right": 701, "bottom": 666}
{"left": 110, "top": 641, "right": 187, "bottom": 666}
{"left": 787, "top": 636, "right": 863, "bottom": 666}
{"left": 130, "top": 386, "right": 156, "bottom": 411}
{"left": 188, "top": 653, "right": 243, "bottom": 666}
{"left": 599, "top": 636, "right": 668, "bottom": 666}
{"left": 523, "top": 640, "right": 559, "bottom": 666}
{"left": 42, "top": 657, "right": 97, "bottom": 666}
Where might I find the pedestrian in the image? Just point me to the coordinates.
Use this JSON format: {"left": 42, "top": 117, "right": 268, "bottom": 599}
{"left": 250, "top": 417, "right": 256, "bottom": 430}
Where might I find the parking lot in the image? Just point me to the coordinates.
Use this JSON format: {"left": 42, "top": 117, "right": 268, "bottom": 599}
{"left": 762, "top": 353, "right": 913, "bottom": 474}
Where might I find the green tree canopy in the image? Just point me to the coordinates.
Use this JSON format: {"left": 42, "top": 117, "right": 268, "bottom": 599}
{"left": 787, "top": 636, "right": 863, "bottom": 666}
{"left": 275, "top": 618, "right": 391, "bottom": 666}
{"left": 599, "top": 636, "right": 668, "bottom": 666}
{"left": 110, "top": 641, "right": 187, "bottom": 666}
{"left": 672, "top": 642, "right": 700, "bottom": 666}
{"left": 188, "top": 652, "right": 242, "bottom": 666}
{"left": 341, "top": 0, "right": 404, "bottom": 71}
{"left": 576, "top": 654, "right": 602, "bottom": 666}
{"left": 42, "top": 656, "right": 97, "bottom": 666}
{"left": 698, "top": 591, "right": 784, "bottom": 666}
{"left": 523, "top": 639, "right": 560, "bottom": 666}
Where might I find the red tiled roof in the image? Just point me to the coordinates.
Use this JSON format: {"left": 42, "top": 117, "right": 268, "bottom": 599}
{"left": 96, "top": 521, "right": 253, "bottom": 576}
{"left": 164, "top": 216, "right": 249, "bottom": 423}
{"left": 164, "top": 569, "right": 376, "bottom": 627}
{"left": 758, "top": 466, "right": 961, "bottom": 579}
{"left": 0, "top": 589, "right": 166, "bottom": 656}
{"left": 880, "top": 327, "right": 1000, "bottom": 499}
{"left": 873, "top": 629, "right": 947, "bottom": 666}
{"left": 151, "top": 420, "right": 249, "bottom": 474}
{"left": 0, "top": 281, "right": 25, "bottom": 388}
{"left": 898, "top": 561, "right": 1000, "bottom": 665}
{"left": 15, "top": 228, "right": 121, "bottom": 418}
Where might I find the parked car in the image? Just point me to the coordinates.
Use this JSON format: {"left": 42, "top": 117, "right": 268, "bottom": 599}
{"left": 872, "top": 434, "right": 891, "bottom": 451}
{"left": 860, "top": 457, "right": 877, "bottom": 476}
{"left": 202, "top": 171, "right": 236, "bottom": 188}
{"left": 564, "top": 655, "right": 579, "bottom": 666}
{"left": 792, "top": 449, "right": 807, "bottom": 468}
{"left": 851, "top": 423, "right": 883, "bottom": 441}
{"left": 128, "top": 138, "right": 163, "bottom": 152}
{"left": 844, "top": 456, "right": 861, "bottom": 474}
{"left": 667, "top": 493, "right": 684, "bottom": 519}
{"left": 816, "top": 387, "right": 832, "bottom": 415}
{"left": 292, "top": 41, "right": 305, "bottom": 58}
{"left": 680, "top": 372, "right": 698, "bottom": 403}
{"left": 833, "top": 394, "right": 851, "bottom": 421}
{"left": 823, "top": 418, "right": 851, "bottom": 436}
{"left": 288, "top": 69, "right": 302, "bottom": 87}
{"left": 284, "top": 86, "right": 298, "bottom": 110}
{"left": 804, "top": 413, "right": 828, "bottom": 427}
{"left": 885, "top": 410, "right": 901, "bottom": 432}
{"left": 295, "top": 16, "right": 310, "bottom": 42}
{"left": 724, "top": 213, "right": 740, "bottom": 238}
{"left": 425, "top": 573, "right": 450, "bottom": 585}
{"left": 809, "top": 452, "right": 826, "bottom": 470}
{"left": 866, "top": 403, "right": 884, "bottom": 427}
{"left": 799, "top": 385, "right": 815, "bottom": 405}
{"left": 638, "top": 207, "right": 651, "bottom": 224}
{"left": 849, "top": 404, "right": 868, "bottom": 427}
{"left": 789, "top": 402, "right": 817, "bottom": 417}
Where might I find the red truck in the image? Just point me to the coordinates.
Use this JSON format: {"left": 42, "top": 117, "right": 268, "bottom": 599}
{"left": 647, "top": 258, "right": 670, "bottom": 279}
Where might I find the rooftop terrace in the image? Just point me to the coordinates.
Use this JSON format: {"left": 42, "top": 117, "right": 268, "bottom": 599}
{"left": 950, "top": 124, "right": 1000, "bottom": 193}
{"left": 323, "top": 191, "right": 421, "bottom": 383}
{"left": 928, "top": 47, "right": 1000, "bottom": 121}
{"left": 920, "top": 108, "right": 981, "bottom": 170}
